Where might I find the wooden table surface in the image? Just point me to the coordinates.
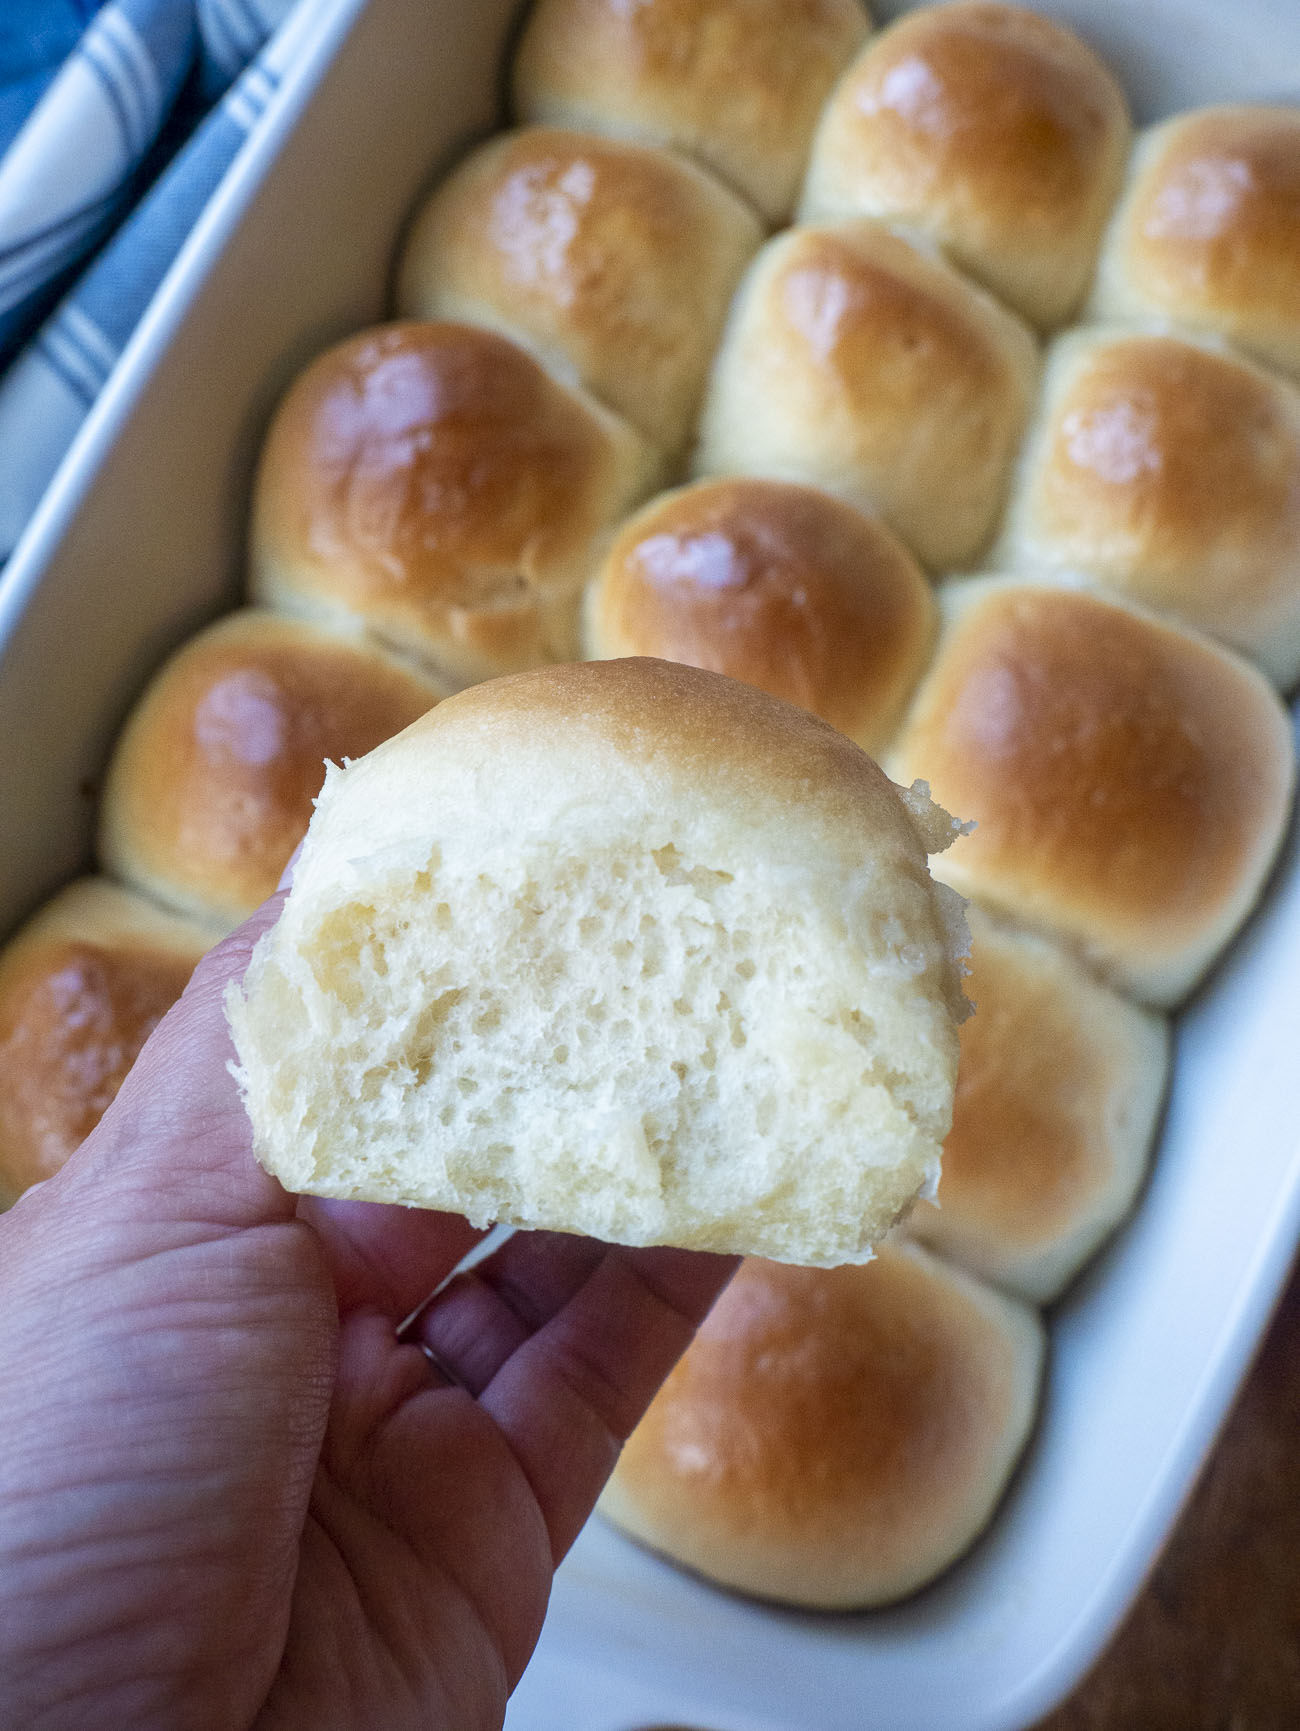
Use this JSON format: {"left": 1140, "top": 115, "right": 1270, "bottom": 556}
{"left": 1032, "top": 1249, "right": 1300, "bottom": 1730}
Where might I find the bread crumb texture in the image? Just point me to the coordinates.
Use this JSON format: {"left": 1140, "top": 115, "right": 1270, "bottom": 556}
{"left": 226, "top": 660, "right": 967, "bottom": 1265}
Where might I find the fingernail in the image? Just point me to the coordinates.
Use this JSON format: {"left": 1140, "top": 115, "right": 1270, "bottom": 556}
{"left": 277, "top": 840, "right": 305, "bottom": 893}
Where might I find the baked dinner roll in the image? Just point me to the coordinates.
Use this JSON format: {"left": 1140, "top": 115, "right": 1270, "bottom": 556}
{"left": 512, "top": 0, "right": 870, "bottom": 225}
{"left": 1091, "top": 106, "right": 1300, "bottom": 381}
{"left": 99, "top": 610, "right": 441, "bottom": 931}
{"left": 888, "top": 580, "right": 1295, "bottom": 1006}
{"left": 227, "top": 659, "right": 970, "bottom": 1264}
{"left": 906, "top": 909, "right": 1169, "bottom": 1303}
{"left": 0, "top": 878, "right": 213, "bottom": 1205}
{"left": 693, "top": 221, "right": 1037, "bottom": 570}
{"left": 598, "top": 1245, "right": 1045, "bottom": 1607}
{"left": 801, "top": 2, "right": 1130, "bottom": 329}
{"left": 998, "top": 328, "right": 1300, "bottom": 689}
{"left": 396, "top": 128, "right": 763, "bottom": 457}
{"left": 583, "top": 478, "right": 935, "bottom": 754}
{"left": 250, "top": 322, "right": 656, "bottom": 689}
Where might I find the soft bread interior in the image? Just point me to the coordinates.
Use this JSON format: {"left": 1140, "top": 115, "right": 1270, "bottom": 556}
{"left": 227, "top": 660, "right": 968, "bottom": 1265}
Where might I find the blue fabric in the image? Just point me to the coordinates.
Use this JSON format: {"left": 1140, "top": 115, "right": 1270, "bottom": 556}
{"left": 0, "top": 1, "right": 101, "bottom": 155}
{"left": 0, "top": 0, "right": 298, "bottom": 559}
{"left": 0, "top": 0, "right": 200, "bottom": 359}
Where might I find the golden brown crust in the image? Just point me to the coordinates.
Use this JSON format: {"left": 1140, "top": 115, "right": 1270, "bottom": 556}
{"left": 397, "top": 128, "right": 762, "bottom": 453}
{"left": 801, "top": 2, "right": 1129, "bottom": 327}
{"left": 394, "top": 655, "right": 953, "bottom": 860}
{"left": 944, "top": 932, "right": 1114, "bottom": 1240}
{"left": 1094, "top": 107, "right": 1300, "bottom": 377}
{"left": 512, "top": 0, "right": 869, "bottom": 223}
{"left": 889, "top": 582, "right": 1296, "bottom": 1003}
{"left": 907, "top": 911, "right": 1168, "bottom": 1299}
{"left": 250, "top": 321, "right": 652, "bottom": 686}
{"left": 0, "top": 881, "right": 210, "bottom": 1203}
{"left": 693, "top": 221, "right": 1038, "bottom": 569}
{"left": 1001, "top": 331, "right": 1300, "bottom": 681}
{"left": 585, "top": 478, "right": 935, "bottom": 753}
{"left": 99, "top": 611, "right": 439, "bottom": 928}
{"left": 600, "top": 1246, "right": 1042, "bottom": 1606}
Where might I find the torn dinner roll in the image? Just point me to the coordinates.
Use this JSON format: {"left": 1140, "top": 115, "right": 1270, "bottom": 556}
{"left": 801, "top": 2, "right": 1130, "bottom": 329}
{"left": 906, "top": 909, "right": 1169, "bottom": 1303}
{"left": 1091, "top": 105, "right": 1300, "bottom": 382}
{"left": 226, "top": 658, "right": 970, "bottom": 1265}
{"left": 99, "top": 610, "right": 440, "bottom": 931}
{"left": 582, "top": 477, "right": 936, "bottom": 755}
{"left": 598, "top": 1245, "right": 1045, "bottom": 1607}
{"left": 249, "top": 321, "right": 656, "bottom": 689}
{"left": 511, "top": 0, "right": 870, "bottom": 224}
{"left": 0, "top": 879, "right": 213, "bottom": 1205}
{"left": 396, "top": 127, "right": 763, "bottom": 457}
{"left": 888, "top": 580, "right": 1295, "bottom": 1007}
{"left": 997, "top": 327, "right": 1300, "bottom": 688}
{"left": 692, "top": 220, "right": 1038, "bottom": 569}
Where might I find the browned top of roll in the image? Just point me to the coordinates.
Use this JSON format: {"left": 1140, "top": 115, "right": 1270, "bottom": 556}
{"left": 944, "top": 923, "right": 1138, "bottom": 1241}
{"left": 1095, "top": 107, "right": 1300, "bottom": 375}
{"left": 802, "top": 2, "right": 1129, "bottom": 326}
{"left": 1001, "top": 330, "right": 1300, "bottom": 682}
{"left": 599, "top": 1246, "right": 1043, "bottom": 1607}
{"left": 396, "top": 127, "right": 762, "bottom": 455}
{"left": 99, "top": 611, "right": 440, "bottom": 929}
{"left": 250, "top": 321, "right": 652, "bottom": 686}
{"left": 1015, "top": 332, "right": 1300, "bottom": 593}
{"left": 585, "top": 478, "right": 934, "bottom": 753}
{"left": 907, "top": 909, "right": 1168, "bottom": 1302}
{"left": 0, "top": 880, "right": 211, "bottom": 1202}
{"left": 693, "top": 221, "right": 1038, "bottom": 570}
{"left": 778, "top": 225, "right": 1008, "bottom": 400}
{"left": 889, "top": 581, "right": 1295, "bottom": 1004}
{"left": 511, "top": 0, "right": 870, "bottom": 223}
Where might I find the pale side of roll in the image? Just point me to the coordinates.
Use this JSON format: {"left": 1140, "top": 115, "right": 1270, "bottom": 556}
{"left": 226, "top": 659, "right": 971, "bottom": 1265}
{"left": 99, "top": 610, "right": 441, "bottom": 932}
{"left": 996, "top": 326, "right": 1300, "bottom": 689}
{"left": 583, "top": 476, "right": 936, "bottom": 756}
{"left": 396, "top": 127, "right": 763, "bottom": 458}
{"left": 599, "top": 1244, "right": 1045, "bottom": 1607}
{"left": 888, "top": 578, "right": 1296, "bottom": 1007}
{"left": 906, "top": 908, "right": 1170, "bottom": 1303}
{"left": 0, "top": 878, "right": 214, "bottom": 1205}
{"left": 511, "top": 0, "right": 871, "bottom": 225}
{"left": 249, "top": 321, "right": 658, "bottom": 690}
{"left": 1090, "top": 106, "right": 1300, "bottom": 382}
{"left": 692, "top": 221, "right": 1038, "bottom": 570}
{"left": 801, "top": 1, "right": 1130, "bottom": 329}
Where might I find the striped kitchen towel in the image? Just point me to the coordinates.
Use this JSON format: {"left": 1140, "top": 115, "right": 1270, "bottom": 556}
{"left": 0, "top": 0, "right": 302, "bottom": 560}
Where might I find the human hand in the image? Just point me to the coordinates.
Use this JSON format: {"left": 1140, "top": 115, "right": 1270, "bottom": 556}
{"left": 0, "top": 892, "right": 736, "bottom": 1731}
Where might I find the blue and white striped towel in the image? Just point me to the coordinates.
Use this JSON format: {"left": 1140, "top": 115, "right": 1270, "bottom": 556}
{"left": 0, "top": 0, "right": 301, "bottom": 560}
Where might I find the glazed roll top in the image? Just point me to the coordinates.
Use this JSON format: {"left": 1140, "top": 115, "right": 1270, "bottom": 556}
{"left": 998, "top": 328, "right": 1300, "bottom": 688}
{"left": 583, "top": 477, "right": 935, "bottom": 754}
{"left": 249, "top": 321, "right": 656, "bottom": 688}
{"left": 396, "top": 127, "right": 763, "bottom": 457}
{"left": 599, "top": 1245, "right": 1045, "bottom": 1608}
{"left": 0, "top": 879, "right": 213, "bottom": 1204}
{"left": 906, "top": 909, "right": 1170, "bottom": 1303}
{"left": 889, "top": 580, "right": 1296, "bottom": 1006}
{"left": 693, "top": 221, "right": 1038, "bottom": 570}
{"left": 1091, "top": 106, "right": 1300, "bottom": 381}
{"left": 511, "top": 0, "right": 871, "bottom": 224}
{"left": 99, "top": 610, "right": 441, "bottom": 931}
{"left": 801, "top": 2, "right": 1130, "bottom": 329}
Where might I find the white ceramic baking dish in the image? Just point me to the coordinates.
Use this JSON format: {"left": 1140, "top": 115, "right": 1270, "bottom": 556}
{"left": 0, "top": 2, "right": 1297, "bottom": 1727}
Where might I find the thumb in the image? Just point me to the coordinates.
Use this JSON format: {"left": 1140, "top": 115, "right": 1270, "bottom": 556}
{"left": 72, "top": 887, "right": 293, "bottom": 1233}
